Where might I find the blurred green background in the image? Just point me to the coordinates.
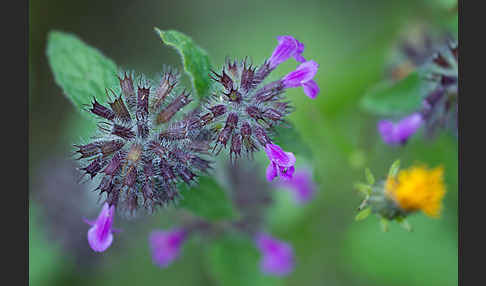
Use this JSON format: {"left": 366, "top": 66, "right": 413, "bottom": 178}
{"left": 29, "top": 0, "right": 458, "bottom": 285}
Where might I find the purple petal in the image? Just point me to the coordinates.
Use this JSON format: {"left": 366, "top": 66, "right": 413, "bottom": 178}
{"left": 265, "top": 144, "right": 296, "bottom": 167}
{"left": 278, "top": 165, "right": 295, "bottom": 181}
{"left": 396, "top": 113, "right": 423, "bottom": 142}
{"left": 377, "top": 120, "right": 397, "bottom": 144}
{"left": 86, "top": 202, "right": 115, "bottom": 252}
{"left": 378, "top": 113, "right": 423, "bottom": 145}
{"left": 266, "top": 162, "right": 278, "bottom": 182}
{"left": 301, "top": 80, "right": 320, "bottom": 99}
{"left": 282, "top": 60, "right": 319, "bottom": 88}
{"left": 149, "top": 229, "right": 187, "bottom": 268}
{"left": 293, "top": 40, "right": 306, "bottom": 63}
{"left": 255, "top": 233, "right": 294, "bottom": 276}
{"left": 268, "top": 36, "right": 305, "bottom": 69}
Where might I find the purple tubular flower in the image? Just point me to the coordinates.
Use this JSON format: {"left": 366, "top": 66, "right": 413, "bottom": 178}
{"left": 282, "top": 60, "right": 320, "bottom": 99}
{"left": 265, "top": 143, "right": 296, "bottom": 181}
{"left": 84, "top": 202, "right": 116, "bottom": 252}
{"left": 255, "top": 233, "right": 294, "bottom": 276}
{"left": 268, "top": 36, "right": 306, "bottom": 69}
{"left": 149, "top": 229, "right": 187, "bottom": 268}
{"left": 277, "top": 169, "right": 316, "bottom": 204}
{"left": 378, "top": 113, "right": 423, "bottom": 145}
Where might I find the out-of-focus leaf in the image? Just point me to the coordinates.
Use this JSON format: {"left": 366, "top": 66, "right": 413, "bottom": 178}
{"left": 46, "top": 31, "right": 118, "bottom": 115}
{"left": 355, "top": 207, "right": 372, "bottom": 221}
{"left": 205, "top": 234, "right": 283, "bottom": 286}
{"left": 388, "top": 159, "right": 401, "bottom": 178}
{"left": 354, "top": 182, "right": 372, "bottom": 196}
{"left": 365, "top": 168, "right": 375, "bottom": 185}
{"left": 396, "top": 217, "right": 413, "bottom": 232}
{"left": 273, "top": 124, "right": 313, "bottom": 159}
{"left": 361, "top": 71, "right": 430, "bottom": 116}
{"left": 179, "top": 176, "right": 237, "bottom": 221}
{"left": 154, "top": 28, "right": 212, "bottom": 100}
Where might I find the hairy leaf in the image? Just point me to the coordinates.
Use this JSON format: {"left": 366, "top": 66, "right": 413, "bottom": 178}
{"left": 155, "top": 28, "right": 212, "bottom": 100}
{"left": 361, "top": 71, "right": 431, "bottom": 116}
{"left": 47, "top": 31, "right": 118, "bottom": 115}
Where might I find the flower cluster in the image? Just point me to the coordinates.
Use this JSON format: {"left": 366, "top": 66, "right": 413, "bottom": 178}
{"left": 144, "top": 162, "right": 311, "bottom": 276}
{"left": 378, "top": 41, "right": 458, "bottom": 145}
{"left": 75, "top": 69, "right": 212, "bottom": 215}
{"left": 355, "top": 161, "right": 446, "bottom": 231}
{"left": 76, "top": 35, "right": 319, "bottom": 273}
{"left": 200, "top": 35, "right": 319, "bottom": 162}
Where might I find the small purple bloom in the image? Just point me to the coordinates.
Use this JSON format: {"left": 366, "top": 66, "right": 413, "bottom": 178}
{"left": 149, "top": 229, "right": 187, "bottom": 268}
{"left": 255, "top": 233, "right": 294, "bottom": 276}
{"left": 84, "top": 202, "right": 116, "bottom": 252}
{"left": 282, "top": 60, "right": 320, "bottom": 99}
{"left": 265, "top": 143, "right": 296, "bottom": 182}
{"left": 378, "top": 113, "right": 423, "bottom": 145}
{"left": 277, "top": 169, "right": 316, "bottom": 204}
{"left": 268, "top": 36, "right": 306, "bottom": 69}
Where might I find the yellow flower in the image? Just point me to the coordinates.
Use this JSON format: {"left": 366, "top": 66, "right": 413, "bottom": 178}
{"left": 385, "top": 165, "right": 446, "bottom": 217}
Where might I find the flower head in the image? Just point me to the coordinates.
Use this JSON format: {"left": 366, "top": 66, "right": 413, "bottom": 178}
{"left": 385, "top": 165, "right": 446, "bottom": 217}
{"left": 255, "top": 233, "right": 294, "bottom": 276}
{"left": 268, "top": 36, "right": 306, "bottom": 69}
{"left": 75, "top": 70, "right": 212, "bottom": 214}
{"left": 199, "top": 37, "right": 319, "bottom": 161}
{"left": 277, "top": 169, "right": 316, "bottom": 204}
{"left": 84, "top": 202, "right": 116, "bottom": 252}
{"left": 149, "top": 229, "right": 187, "bottom": 268}
{"left": 265, "top": 143, "right": 296, "bottom": 181}
{"left": 282, "top": 60, "right": 320, "bottom": 99}
{"left": 378, "top": 113, "right": 423, "bottom": 145}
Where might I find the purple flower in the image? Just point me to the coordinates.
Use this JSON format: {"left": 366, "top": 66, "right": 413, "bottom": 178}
{"left": 255, "top": 233, "right": 294, "bottom": 276}
{"left": 378, "top": 113, "right": 423, "bottom": 145}
{"left": 265, "top": 143, "right": 296, "bottom": 182}
{"left": 84, "top": 202, "right": 116, "bottom": 252}
{"left": 149, "top": 229, "right": 187, "bottom": 268}
{"left": 277, "top": 169, "right": 316, "bottom": 204}
{"left": 282, "top": 60, "right": 320, "bottom": 99}
{"left": 268, "top": 36, "right": 306, "bottom": 69}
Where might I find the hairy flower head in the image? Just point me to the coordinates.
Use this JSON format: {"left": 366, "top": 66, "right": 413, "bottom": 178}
{"left": 385, "top": 165, "right": 446, "bottom": 217}
{"left": 195, "top": 35, "right": 318, "bottom": 162}
{"left": 75, "top": 69, "right": 212, "bottom": 215}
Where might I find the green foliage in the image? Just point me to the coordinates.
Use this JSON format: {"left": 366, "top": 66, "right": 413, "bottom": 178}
{"left": 46, "top": 31, "right": 118, "bottom": 116}
{"left": 272, "top": 124, "right": 313, "bottom": 160}
{"left": 179, "top": 176, "right": 237, "bottom": 221}
{"left": 205, "top": 234, "right": 282, "bottom": 286}
{"left": 154, "top": 28, "right": 212, "bottom": 100}
{"left": 355, "top": 207, "right": 372, "bottom": 221}
{"left": 388, "top": 159, "right": 401, "bottom": 177}
{"left": 355, "top": 182, "right": 372, "bottom": 196}
{"left": 360, "top": 71, "right": 430, "bottom": 116}
{"left": 364, "top": 168, "right": 375, "bottom": 185}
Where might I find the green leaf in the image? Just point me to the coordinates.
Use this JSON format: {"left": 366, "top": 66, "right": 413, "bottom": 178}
{"left": 205, "top": 234, "right": 283, "bottom": 286}
{"left": 364, "top": 168, "right": 375, "bottom": 185}
{"left": 46, "top": 31, "right": 118, "bottom": 115}
{"left": 361, "top": 71, "right": 430, "bottom": 116}
{"left": 154, "top": 28, "right": 212, "bottom": 100}
{"left": 354, "top": 182, "right": 372, "bottom": 196}
{"left": 355, "top": 207, "right": 372, "bottom": 221}
{"left": 396, "top": 217, "right": 413, "bottom": 232}
{"left": 179, "top": 176, "right": 237, "bottom": 221}
{"left": 272, "top": 124, "right": 313, "bottom": 159}
{"left": 388, "top": 159, "right": 401, "bottom": 178}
